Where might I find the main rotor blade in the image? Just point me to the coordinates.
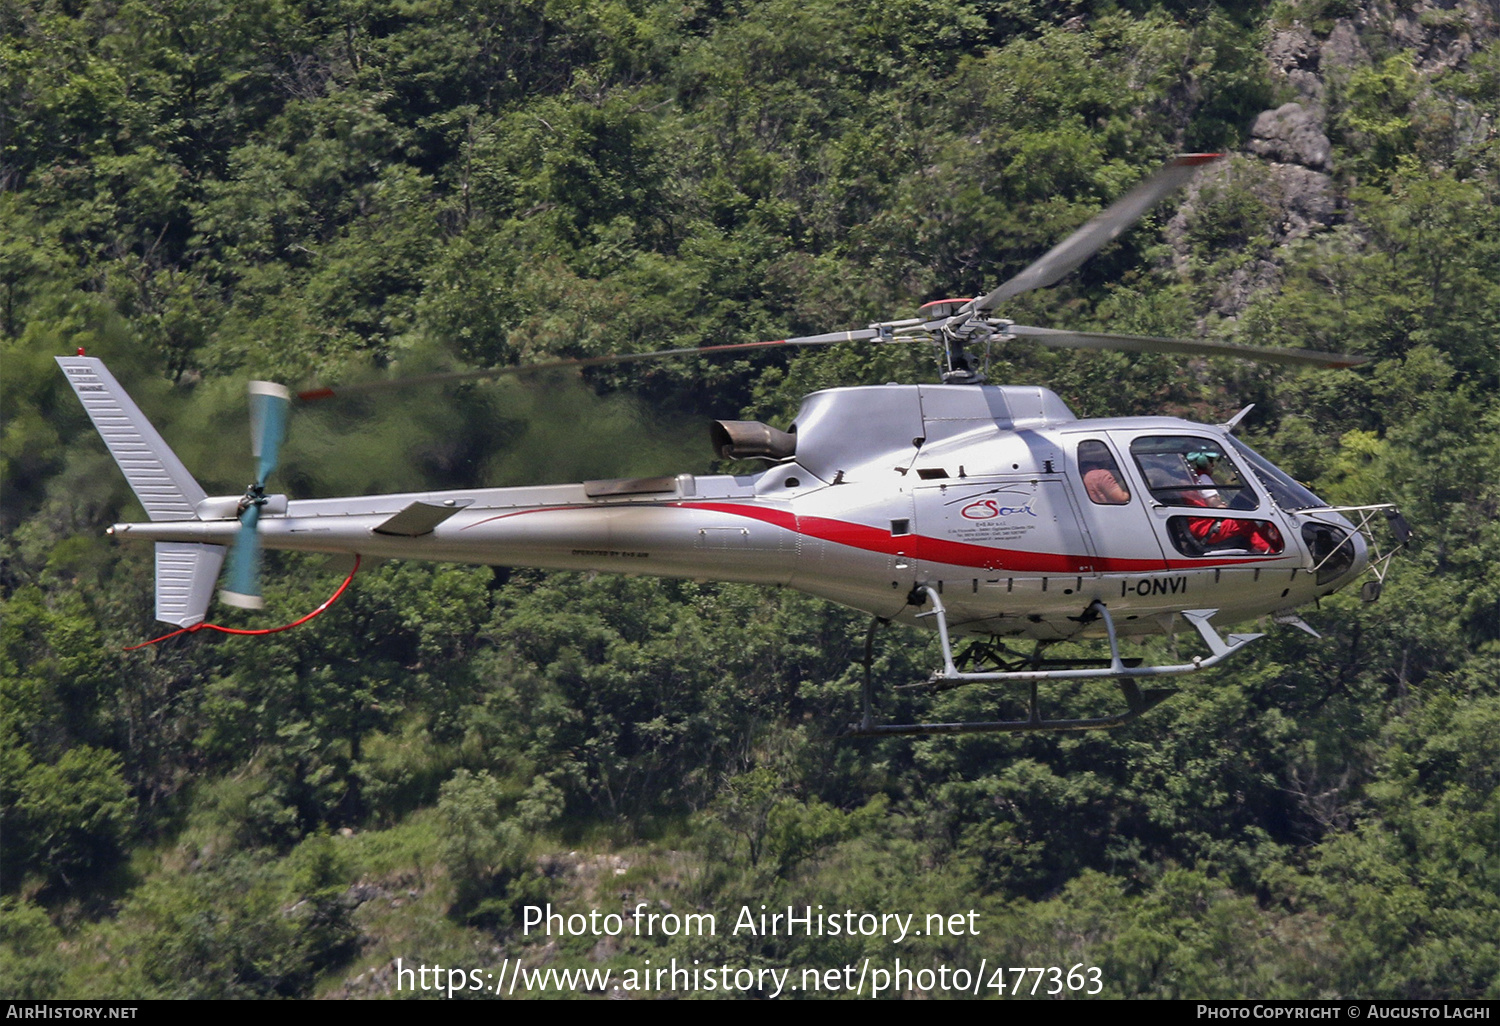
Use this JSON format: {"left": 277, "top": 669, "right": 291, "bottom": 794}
{"left": 296, "top": 328, "right": 884, "bottom": 402}
{"left": 1006, "top": 323, "right": 1368, "bottom": 369}
{"left": 248, "top": 381, "right": 290, "bottom": 484}
{"left": 974, "top": 153, "right": 1222, "bottom": 313}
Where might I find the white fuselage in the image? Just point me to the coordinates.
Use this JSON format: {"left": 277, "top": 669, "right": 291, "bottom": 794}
{"left": 113, "top": 384, "right": 1369, "bottom": 640}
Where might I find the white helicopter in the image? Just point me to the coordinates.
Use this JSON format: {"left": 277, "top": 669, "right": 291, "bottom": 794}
{"left": 59, "top": 154, "right": 1408, "bottom": 735}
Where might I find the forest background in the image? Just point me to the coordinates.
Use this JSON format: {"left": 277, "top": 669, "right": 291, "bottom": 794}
{"left": 2, "top": 0, "right": 1498, "bottom": 1000}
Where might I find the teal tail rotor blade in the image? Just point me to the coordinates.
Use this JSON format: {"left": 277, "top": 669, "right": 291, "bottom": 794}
{"left": 248, "top": 381, "right": 290, "bottom": 485}
{"left": 220, "top": 503, "right": 265, "bottom": 609}
{"left": 220, "top": 379, "right": 288, "bottom": 611}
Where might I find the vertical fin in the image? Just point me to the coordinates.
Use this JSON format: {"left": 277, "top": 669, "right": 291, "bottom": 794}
{"left": 56, "top": 357, "right": 206, "bottom": 521}
{"left": 155, "top": 542, "right": 227, "bottom": 626}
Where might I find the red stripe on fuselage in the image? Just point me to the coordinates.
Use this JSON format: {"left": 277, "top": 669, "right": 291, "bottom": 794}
{"left": 459, "top": 500, "right": 1277, "bottom": 572}
{"left": 673, "top": 501, "right": 1276, "bottom": 573}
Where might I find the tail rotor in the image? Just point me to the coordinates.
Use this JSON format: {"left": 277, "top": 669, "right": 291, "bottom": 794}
{"left": 220, "top": 381, "right": 290, "bottom": 609}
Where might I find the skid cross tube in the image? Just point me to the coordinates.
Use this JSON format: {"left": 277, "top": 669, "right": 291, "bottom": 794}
{"left": 843, "top": 587, "right": 1262, "bottom": 737}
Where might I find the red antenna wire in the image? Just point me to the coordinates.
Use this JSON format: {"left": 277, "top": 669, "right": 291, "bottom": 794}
{"left": 124, "top": 555, "right": 362, "bottom": 651}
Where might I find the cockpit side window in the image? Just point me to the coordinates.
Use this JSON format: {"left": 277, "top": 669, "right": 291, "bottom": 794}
{"left": 1077, "top": 439, "right": 1131, "bottom": 505}
{"left": 1128, "top": 436, "right": 1259, "bottom": 511}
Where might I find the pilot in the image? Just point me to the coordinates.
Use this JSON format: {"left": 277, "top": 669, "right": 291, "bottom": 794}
{"left": 1189, "top": 514, "right": 1282, "bottom": 554}
{"left": 1183, "top": 450, "right": 1227, "bottom": 508}
{"left": 1177, "top": 451, "right": 1281, "bottom": 553}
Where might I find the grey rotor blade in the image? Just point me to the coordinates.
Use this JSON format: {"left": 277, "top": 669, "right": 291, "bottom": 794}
{"left": 975, "top": 153, "right": 1222, "bottom": 312}
{"left": 1007, "top": 323, "right": 1368, "bottom": 368}
{"left": 297, "top": 328, "right": 883, "bottom": 402}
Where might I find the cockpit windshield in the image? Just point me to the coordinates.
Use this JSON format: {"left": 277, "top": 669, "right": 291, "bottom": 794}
{"left": 1228, "top": 440, "right": 1328, "bottom": 511}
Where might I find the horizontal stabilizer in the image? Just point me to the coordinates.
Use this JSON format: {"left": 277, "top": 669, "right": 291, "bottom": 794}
{"left": 155, "top": 542, "right": 226, "bottom": 626}
{"left": 372, "top": 500, "right": 470, "bottom": 537}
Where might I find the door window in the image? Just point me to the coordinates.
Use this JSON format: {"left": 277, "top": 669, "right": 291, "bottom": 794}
{"left": 1077, "top": 439, "right": 1131, "bottom": 505}
{"left": 1129, "top": 436, "right": 1259, "bottom": 511}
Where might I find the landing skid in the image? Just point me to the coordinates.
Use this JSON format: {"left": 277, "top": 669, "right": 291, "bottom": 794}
{"left": 844, "top": 588, "right": 1263, "bottom": 737}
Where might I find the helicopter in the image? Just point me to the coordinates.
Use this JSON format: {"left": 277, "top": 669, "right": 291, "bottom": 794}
{"left": 59, "top": 154, "right": 1409, "bottom": 736}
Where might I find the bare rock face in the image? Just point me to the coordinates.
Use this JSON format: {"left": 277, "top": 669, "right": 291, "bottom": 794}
{"left": 1167, "top": 159, "right": 1338, "bottom": 318}
{"left": 1321, "top": 18, "right": 1371, "bottom": 73}
{"left": 1268, "top": 164, "right": 1338, "bottom": 243}
{"left": 1267, "top": 24, "right": 1324, "bottom": 104}
{"left": 1389, "top": 1, "right": 1491, "bottom": 75}
{"left": 1249, "top": 102, "right": 1333, "bottom": 172}
{"left": 1186, "top": 0, "right": 1500, "bottom": 322}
